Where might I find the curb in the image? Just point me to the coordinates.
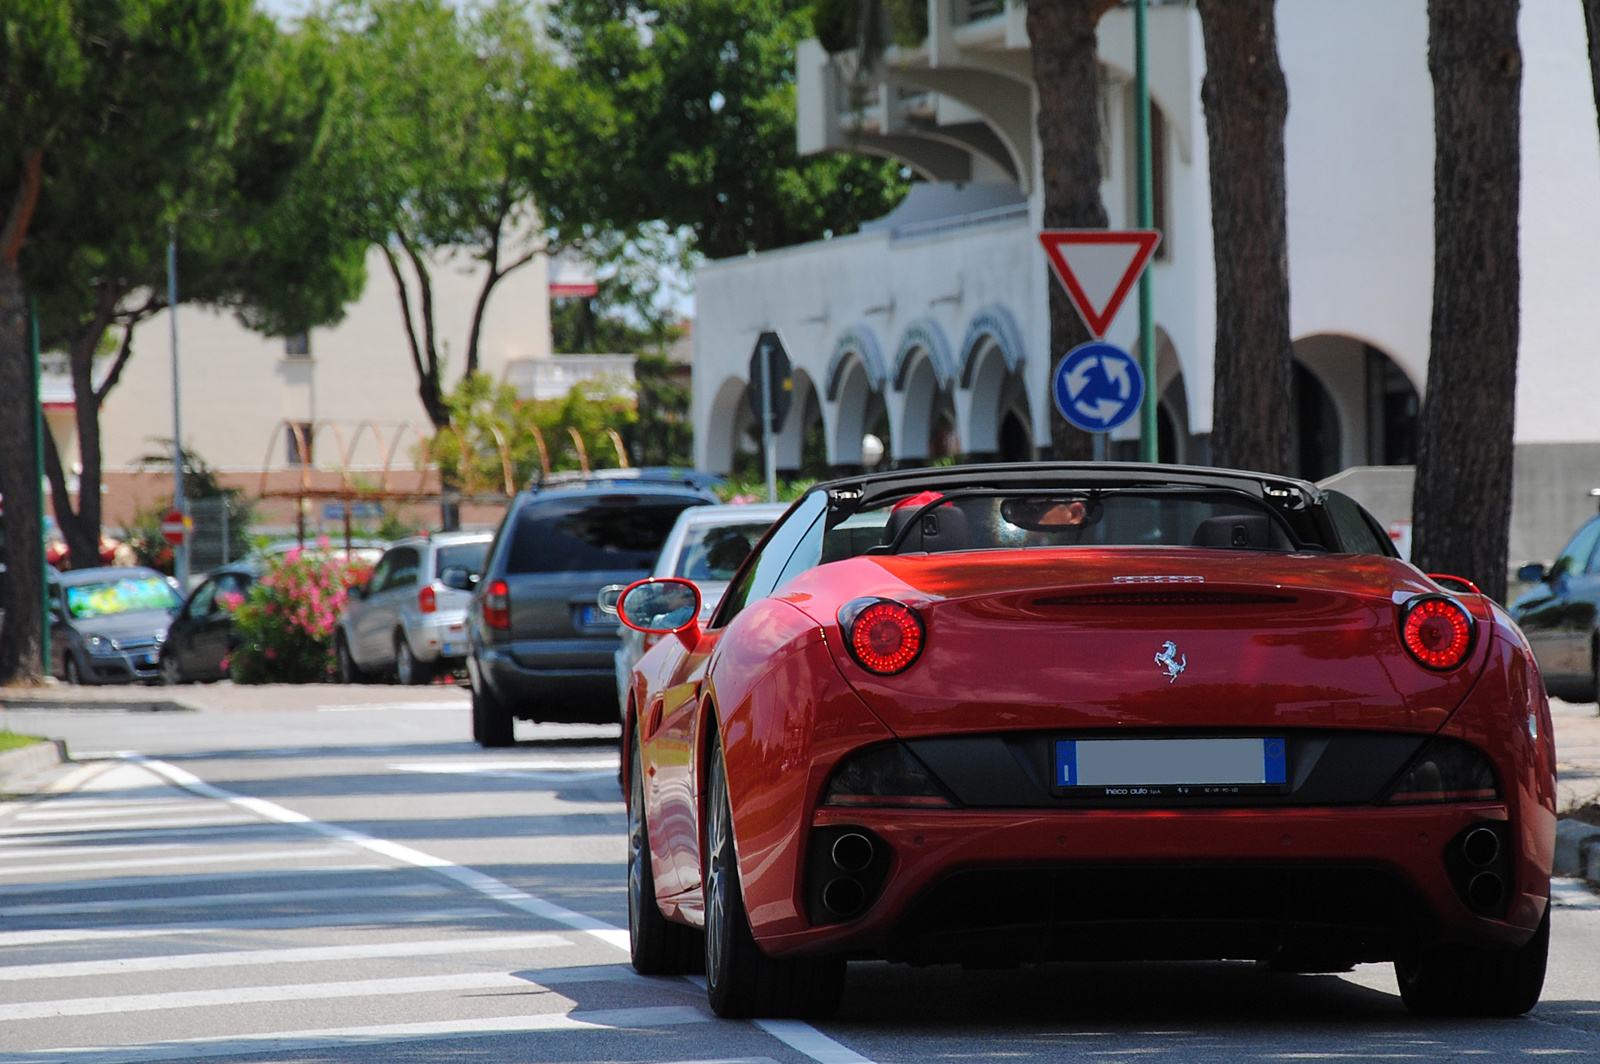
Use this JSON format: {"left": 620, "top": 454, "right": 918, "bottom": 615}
{"left": 0, "top": 739, "right": 69, "bottom": 792}
{"left": 0, "top": 695, "right": 199, "bottom": 713}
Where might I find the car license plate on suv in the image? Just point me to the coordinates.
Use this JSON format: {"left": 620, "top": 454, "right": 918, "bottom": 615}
{"left": 1054, "top": 737, "right": 1287, "bottom": 794}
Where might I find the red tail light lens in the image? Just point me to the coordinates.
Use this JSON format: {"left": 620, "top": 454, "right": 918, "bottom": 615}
{"left": 418, "top": 585, "right": 436, "bottom": 614}
{"left": 1400, "top": 595, "right": 1474, "bottom": 670}
{"left": 840, "top": 599, "right": 924, "bottom": 675}
{"left": 483, "top": 580, "right": 510, "bottom": 630}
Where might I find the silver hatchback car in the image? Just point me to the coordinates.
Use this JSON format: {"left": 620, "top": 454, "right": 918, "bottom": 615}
{"left": 335, "top": 531, "right": 493, "bottom": 684}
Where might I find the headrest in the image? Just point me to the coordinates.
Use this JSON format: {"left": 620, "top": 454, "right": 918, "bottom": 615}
{"left": 1192, "top": 513, "right": 1275, "bottom": 550}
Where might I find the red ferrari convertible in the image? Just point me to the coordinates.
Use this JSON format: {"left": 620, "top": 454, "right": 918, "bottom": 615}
{"left": 614, "top": 464, "right": 1555, "bottom": 1019}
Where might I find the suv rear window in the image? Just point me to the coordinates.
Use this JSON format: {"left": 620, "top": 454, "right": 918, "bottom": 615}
{"left": 507, "top": 497, "right": 701, "bottom": 574}
{"left": 436, "top": 542, "right": 489, "bottom": 576}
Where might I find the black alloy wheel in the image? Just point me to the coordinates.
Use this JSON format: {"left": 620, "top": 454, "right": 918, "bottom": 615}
{"left": 159, "top": 649, "right": 186, "bottom": 686}
{"left": 471, "top": 675, "right": 515, "bottom": 747}
{"left": 703, "top": 729, "right": 845, "bottom": 1019}
{"left": 335, "top": 634, "right": 365, "bottom": 685}
{"left": 628, "top": 732, "right": 703, "bottom": 974}
{"left": 1395, "top": 901, "right": 1549, "bottom": 1016}
{"left": 395, "top": 636, "right": 428, "bottom": 686}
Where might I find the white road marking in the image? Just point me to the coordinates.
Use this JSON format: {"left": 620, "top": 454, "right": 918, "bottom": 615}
{"left": 0, "top": 971, "right": 548, "bottom": 1021}
{"left": 131, "top": 755, "right": 632, "bottom": 952}
{"left": 0, "top": 932, "right": 571, "bottom": 981}
{"left": 0, "top": 907, "right": 504, "bottom": 947}
{"left": 15, "top": 801, "right": 224, "bottom": 820}
{"left": 0, "top": 881, "right": 443, "bottom": 917}
{"left": 389, "top": 757, "right": 619, "bottom": 772}
{"left": 314, "top": 701, "right": 468, "bottom": 711}
{"left": 0, "top": 1005, "right": 710, "bottom": 1064}
{"left": 754, "top": 1020, "right": 877, "bottom": 1064}
{"left": 0, "top": 864, "right": 387, "bottom": 897}
{"left": 0, "top": 818, "right": 266, "bottom": 841}
{"left": 0, "top": 844, "right": 351, "bottom": 877}
{"left": 0, "top": 840, "right": 247, "bottom": 860}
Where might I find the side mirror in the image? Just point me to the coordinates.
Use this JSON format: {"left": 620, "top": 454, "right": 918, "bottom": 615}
{"left": 1516, "top": 562, "right": 1548, "bottom": 584}
{"left": 439, "top": 566, "right": 475, "bottom": 592}
{"left": 617, "top": 577, "right": 702, "bottom": 647}
{"left": 596, "top": 583, "right": 627, "bottom": 617}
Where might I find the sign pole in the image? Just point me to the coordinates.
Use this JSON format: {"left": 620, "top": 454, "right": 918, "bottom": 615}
{"left": 28, "top": 298, "right": 50, "bottom": 676}
{"left": 1134, "top": 0, "right": 1158, "bottom": 463}
{"left": 167, "top": 227, "right": 189, "bottom": 588}
{"left": 760, "top": 340, "right": 777, "bottom": 503}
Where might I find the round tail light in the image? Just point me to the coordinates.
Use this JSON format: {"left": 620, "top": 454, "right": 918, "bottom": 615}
{"left": 1400, "top": 595, "right": 1474, "bottom": 670}
{"left": 840, "top": 599, "right": 924, "bottom": 675}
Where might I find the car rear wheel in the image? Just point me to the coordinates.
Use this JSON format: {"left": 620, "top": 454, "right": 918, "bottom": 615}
{"left": 471, "top": 677, "right": 515, "bottom": 747}
{"left": 335, "top": 634, "right": 365, "bottom": 685}
{"left": 1395, "top": 903, "right": 1549, "bottom": 1016}
{"left": 703, "top": 729, "right": 845, "bottom": 1019}
{"left": 159, "top": 649, "right": 186, "bottom": 686}
{"left": 628, "top": 733, "right": 703, "bottom": 974}
{"left": 395, "top": 636, "right": 430, "bottom": 686}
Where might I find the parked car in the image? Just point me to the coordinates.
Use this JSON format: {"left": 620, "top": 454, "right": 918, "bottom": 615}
{"left": 256, "top": 538, "right": 390, "bottom": 567}
{"left": 159, "top": 561, "right": 259, "bottom": 684}
{"left": 334, "top": 531, "right": 493, "bottom": 685}
{"left": 1509, "top": 514, "right": 1600, "bottom": 701}
{"left": 616, "top": 463, "right": 1554, "bottom": 1019}
{"left": 467, "top": 477, "right": 717, "bottom": 744}
{"left": 48, "top": 566, "right": 184, "bottom": 685}
{"left": 604, "top": 503, "right": 788, "bottom": 719}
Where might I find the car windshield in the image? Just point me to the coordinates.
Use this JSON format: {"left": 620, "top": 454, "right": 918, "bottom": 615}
{"left": 824, "top": 489, "right": 1302, "bottom": 560}
{"left": 507, "top": 498, "right": 701, "bottom": 574}
{"left": 64, "top": 576, "right": 181, "bottom": 618}
{"left": 436, "top": 542, "right": 489, "bottom": 576}
{"left": 676, "top": 521, "right": 774, "bottom": 581}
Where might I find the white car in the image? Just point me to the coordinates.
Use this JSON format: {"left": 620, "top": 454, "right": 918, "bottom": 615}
{"left": 604, "top": 502, "right": 788, "bottom": 719}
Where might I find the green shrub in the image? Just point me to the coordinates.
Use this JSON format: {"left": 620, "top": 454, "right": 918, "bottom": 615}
{"left": 229, "top": 546, "right": 372, "bottom": 684}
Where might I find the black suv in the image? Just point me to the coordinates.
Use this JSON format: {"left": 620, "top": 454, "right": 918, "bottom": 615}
{"left": 468, "top": 475, "right": 716, "bottom": 745}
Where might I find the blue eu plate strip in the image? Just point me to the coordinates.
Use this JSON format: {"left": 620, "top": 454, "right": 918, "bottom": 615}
{"left": 1263, "top": 738, "right": 1286, "bottom": 784}
{"left": 1056, "top": 740, "right": 1077, "bottom": 787}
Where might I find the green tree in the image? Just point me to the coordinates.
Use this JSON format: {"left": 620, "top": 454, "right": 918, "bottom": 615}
{"left": 20, "top": 7, "right": 367, "bottom": 572}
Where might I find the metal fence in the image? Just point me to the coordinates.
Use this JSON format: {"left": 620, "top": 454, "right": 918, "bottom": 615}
{"left": 186, "top": 496, "right": 254, "bottom": 574}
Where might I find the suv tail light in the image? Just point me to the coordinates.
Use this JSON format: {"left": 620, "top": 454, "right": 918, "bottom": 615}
{"left": 838, "top": 598, "right": 925, "bottom": 675}
{"left": 483, "top": 580, "right": 510, "bottom": 629}
{"left": 418, "top": 585, "right": 436, "bottom": 614}
{"left": 1399, "top": 595, "right": 1475, "bottom": 670}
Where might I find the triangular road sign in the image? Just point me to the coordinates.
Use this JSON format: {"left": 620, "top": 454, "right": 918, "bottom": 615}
{"left": 1039, "top": 230, "right": 1162, "bottom": 339}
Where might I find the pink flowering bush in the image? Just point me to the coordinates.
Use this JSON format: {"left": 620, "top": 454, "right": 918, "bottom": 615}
{"left": 230, "top": 544, "right": 372, "bottom": 684}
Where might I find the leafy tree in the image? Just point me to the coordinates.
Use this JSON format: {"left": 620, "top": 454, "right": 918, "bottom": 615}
{"left": 548, "top": 0, "right": 910, "bottom": 259}
{"left": 1410, "top": 0, "right": 1522, "bottom": 601}
{"left": 1197, "top": 0, "right": 1292, "bottom": 474}
{"left": 1025, "top": 0, "right": 1117, "bottom": 462}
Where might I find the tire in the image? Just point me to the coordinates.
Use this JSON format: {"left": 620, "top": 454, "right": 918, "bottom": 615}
{"left": 1585, "top": 635, "right": 1599, "bottom": 705}
{"left": 628, "top": 734, "right": 704, "bottom": 974}
{"left": 64, "top": 655, "right": 82, "bottom": 685}
{"left": 1396, "top": 903, "right": 1549, "bottom": 1016}
{"left": 704, "top": 729, "right": 845, "bottom": 1019}
{"left": 335, "top": 633, "right": 365, "bottom": 685}
{"left": 471, "top": 676, "right": 515, "bottom": 747}
{"left": 159, "top": 649, "right": 186, "bottom": 686}
{"left": 395, "top": 636, "right": 430, "bottom": 686}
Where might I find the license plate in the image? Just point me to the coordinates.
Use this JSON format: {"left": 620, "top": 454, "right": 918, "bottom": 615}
{"left": 1055, "top": 738, "right": 1286, "bottom": 794}
{"left": 143, "top": 653, "right": 159, "bottom": 665}
{"left": 579, "top": 606, "right": 607, "bottom": 627}
{"left": 441, "top": 642, "right": 459, "bottom": 656}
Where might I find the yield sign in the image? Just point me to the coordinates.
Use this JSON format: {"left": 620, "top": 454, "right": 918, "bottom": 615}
{"left": 1038, "top": 230, "right": 1162, "bottom": 339}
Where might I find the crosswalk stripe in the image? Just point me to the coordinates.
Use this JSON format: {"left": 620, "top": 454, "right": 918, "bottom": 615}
{"left": 0, "top": 864, "right": 387, "bottom": 898}
{"left": 0, "top": 823, "right": 300, "bottom": 846}
{"left": 14, "top": 803, "right": 227, "bottom": 821}
{"left": 0, "top": 932, "right": 571, "bottom": 981}
{"left": 0, "top": 816, "right": 259, "bottom": 837}
{"left": 0, "top": 882, "right": 444, "bottom": 917}
{"left": 0, "top": 841, "right": 243, "bottom": 861}
{"left": 0, "top": 1004, "right": 711, "bottom": 1064}
{"left": 0, "top": 844, "right": 352, "bottom": 877}
{"left": 0, "top": 906, "right": 505, "bottom": 946}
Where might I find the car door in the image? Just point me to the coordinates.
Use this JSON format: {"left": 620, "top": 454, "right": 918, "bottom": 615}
{"left": 196, "top": 572, "right": 250, "bottom": 678}
{"left": 1561, "top": 533, "right": 1600, "bottom": 677}
{"left": 1521, "top": 518, "right": 1600, "bottom": 680}
{"left": 373, "top": 546, "right": 420, "bottom": 667}
{"left": 349, "top": 552, "right": 394, "bottom": 666}
{"left": 173, "top": 578, "right": 219, "bottom": 676}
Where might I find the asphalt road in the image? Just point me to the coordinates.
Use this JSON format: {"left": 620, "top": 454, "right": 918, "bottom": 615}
{"left": 5, "top": 693, "right": 1600, "bottom": 1063}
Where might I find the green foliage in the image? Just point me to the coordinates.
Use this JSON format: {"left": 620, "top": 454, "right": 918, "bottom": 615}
{"left": 629, "top": 354, "right": 694, "bottom": 468}
{"left": 713, "top": 478, "right": 815, "bottom": 504}
{"left": 0, "top": 731, "right": 45, "bottom": 753}
{"left": 549, "top": 0, "right": 911, "bottom": 259}
{"left": 229, "top": 547, "right": 372, "bottom": 684}
{"left": 812, "top": 0, "right": 927, "bottom": 56}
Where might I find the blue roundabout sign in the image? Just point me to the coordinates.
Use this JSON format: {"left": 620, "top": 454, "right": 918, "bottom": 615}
{"left": 1052, "top": 342, "right": 1145, "bottom": 434}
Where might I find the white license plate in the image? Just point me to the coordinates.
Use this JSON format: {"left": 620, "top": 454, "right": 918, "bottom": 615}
{"left": 1055, "top": 738, "right": 1286, "bottom": 789}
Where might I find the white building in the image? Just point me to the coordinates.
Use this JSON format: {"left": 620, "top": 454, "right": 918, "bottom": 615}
{"left": 692, "top": 0, "right": 1600, "bottom": 564}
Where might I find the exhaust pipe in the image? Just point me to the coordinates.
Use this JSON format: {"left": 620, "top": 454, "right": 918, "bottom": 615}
{"left": 1462, "top": 826, "right": 1501, "bottom": 867}
{"left": 821, "top": 877, "right": 867, "bottom": 917}
{"left": 831, "top": 832, "right": 875, "bottom": 873}
{"left": 1467, "top": 871, "right": 1505, "bottom": 911}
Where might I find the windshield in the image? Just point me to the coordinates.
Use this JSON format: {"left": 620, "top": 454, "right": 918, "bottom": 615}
{"left": 436, "top": 542, "right": 490, "bottom": 576}
{"left": 64, "top": 576, "right": 181, "bottom": 619}
{"left": 675, "top": 521, "right": 774, "bottom": 581}
{"left": 823, "top": 490, "right": 1301, "bottom": 561}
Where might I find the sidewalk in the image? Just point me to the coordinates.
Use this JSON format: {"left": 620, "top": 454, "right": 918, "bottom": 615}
{"left": 1553, "top": 696, "right": 1600, "bottom": 813}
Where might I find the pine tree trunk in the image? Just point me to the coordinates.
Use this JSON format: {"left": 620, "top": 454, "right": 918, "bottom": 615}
{"left": 1411, "top": 0, "right": 1521, "bottom": 603}
{"left": 1197, "top": 0, "right": 1292, "bottom": 475}
{"left": 1027, "top": 0, "right": 1116, "bottom": 462}
{"left": 0, "top": 257, "right": 46, "bottom": 684}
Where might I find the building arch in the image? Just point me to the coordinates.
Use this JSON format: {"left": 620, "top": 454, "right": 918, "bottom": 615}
{"left": 891, "top": 318, "right": 956, "bottom": 391}
{"left": 829, "top": 354, "right": 891, "bottom": 467}
{"left": 892, "top": 351, "right": 943, "bottom": 462}
{"left": 960, "top": 337, "right": 1032, "bottom": 460}
{"left": 824, "top": 326, "right": 888, "bottom": 400}
{"left": 958, "top": 305, "right": 1026, "bottom": 387}
{"left": 1292, "top": 333, "right": 1420, "bottom": 477}
{"left": 703, "top": 375, "right": 749, "bottom": 475}
{"left": 772, "top": 367, "right": 819, "bottom": 471}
